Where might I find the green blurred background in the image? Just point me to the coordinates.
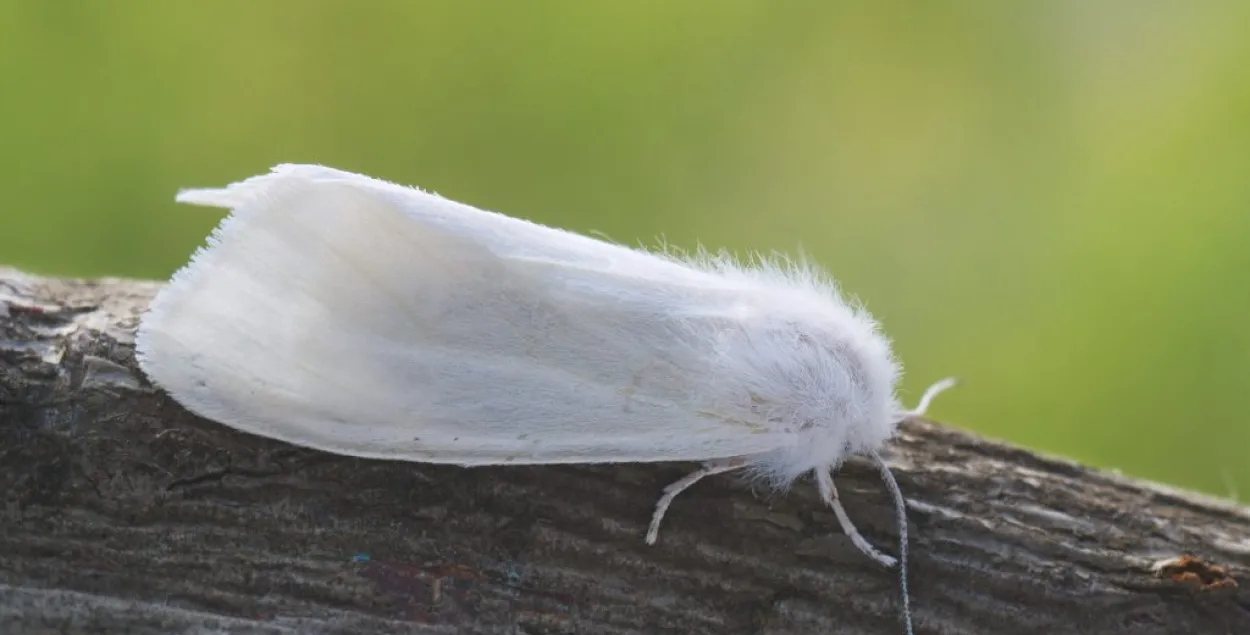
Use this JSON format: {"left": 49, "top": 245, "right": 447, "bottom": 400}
{"left": 4, "top": 2, "right": 1249, "bottom": 497}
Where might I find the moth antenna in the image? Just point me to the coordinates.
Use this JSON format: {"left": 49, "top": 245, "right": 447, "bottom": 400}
{"left": 897, "top": 377, "right": 957, "bottom": 420}
{"left": 871, "top": 450, "right": 914, "bottom": 635}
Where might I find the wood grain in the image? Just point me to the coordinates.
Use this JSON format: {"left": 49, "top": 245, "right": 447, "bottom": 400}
{"left": 2, "top": 267, "right": 1247, "bottom": 634}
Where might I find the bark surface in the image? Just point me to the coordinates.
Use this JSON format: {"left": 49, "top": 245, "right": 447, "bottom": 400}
{"left": 1, "top": 267, "right": 1248, "bottom": 634}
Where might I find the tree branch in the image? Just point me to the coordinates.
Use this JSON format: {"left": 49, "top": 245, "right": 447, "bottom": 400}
{"left": 1, "top": 267, "right": 1247, "bottom": 634}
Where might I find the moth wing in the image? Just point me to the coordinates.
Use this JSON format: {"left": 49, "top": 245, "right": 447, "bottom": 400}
{"left": 138, "top": 168, "right": 786, "bottom": 465}
{"left": 180, "top": 164, "right": 719, "bottom": 282}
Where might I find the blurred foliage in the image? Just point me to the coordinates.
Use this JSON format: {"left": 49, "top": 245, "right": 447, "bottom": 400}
{"left": 3, "top": 1, "right": 1249, "bottom": 497}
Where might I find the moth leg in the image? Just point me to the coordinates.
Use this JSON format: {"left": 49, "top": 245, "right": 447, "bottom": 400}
{"left": 816, "top": 467, "right": 897, "bottom": 567}
{"left": 645, "top": 458, "right": 746, "bottom": 545}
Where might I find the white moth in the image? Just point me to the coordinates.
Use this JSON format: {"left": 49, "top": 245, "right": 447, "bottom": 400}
{"left": 136, "top": 164, "right": 953, "bottom": 635}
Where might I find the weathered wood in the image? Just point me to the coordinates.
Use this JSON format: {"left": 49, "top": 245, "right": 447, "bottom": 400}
{"left": 1, "top": 266, "right": 1247, "bottom": 635}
